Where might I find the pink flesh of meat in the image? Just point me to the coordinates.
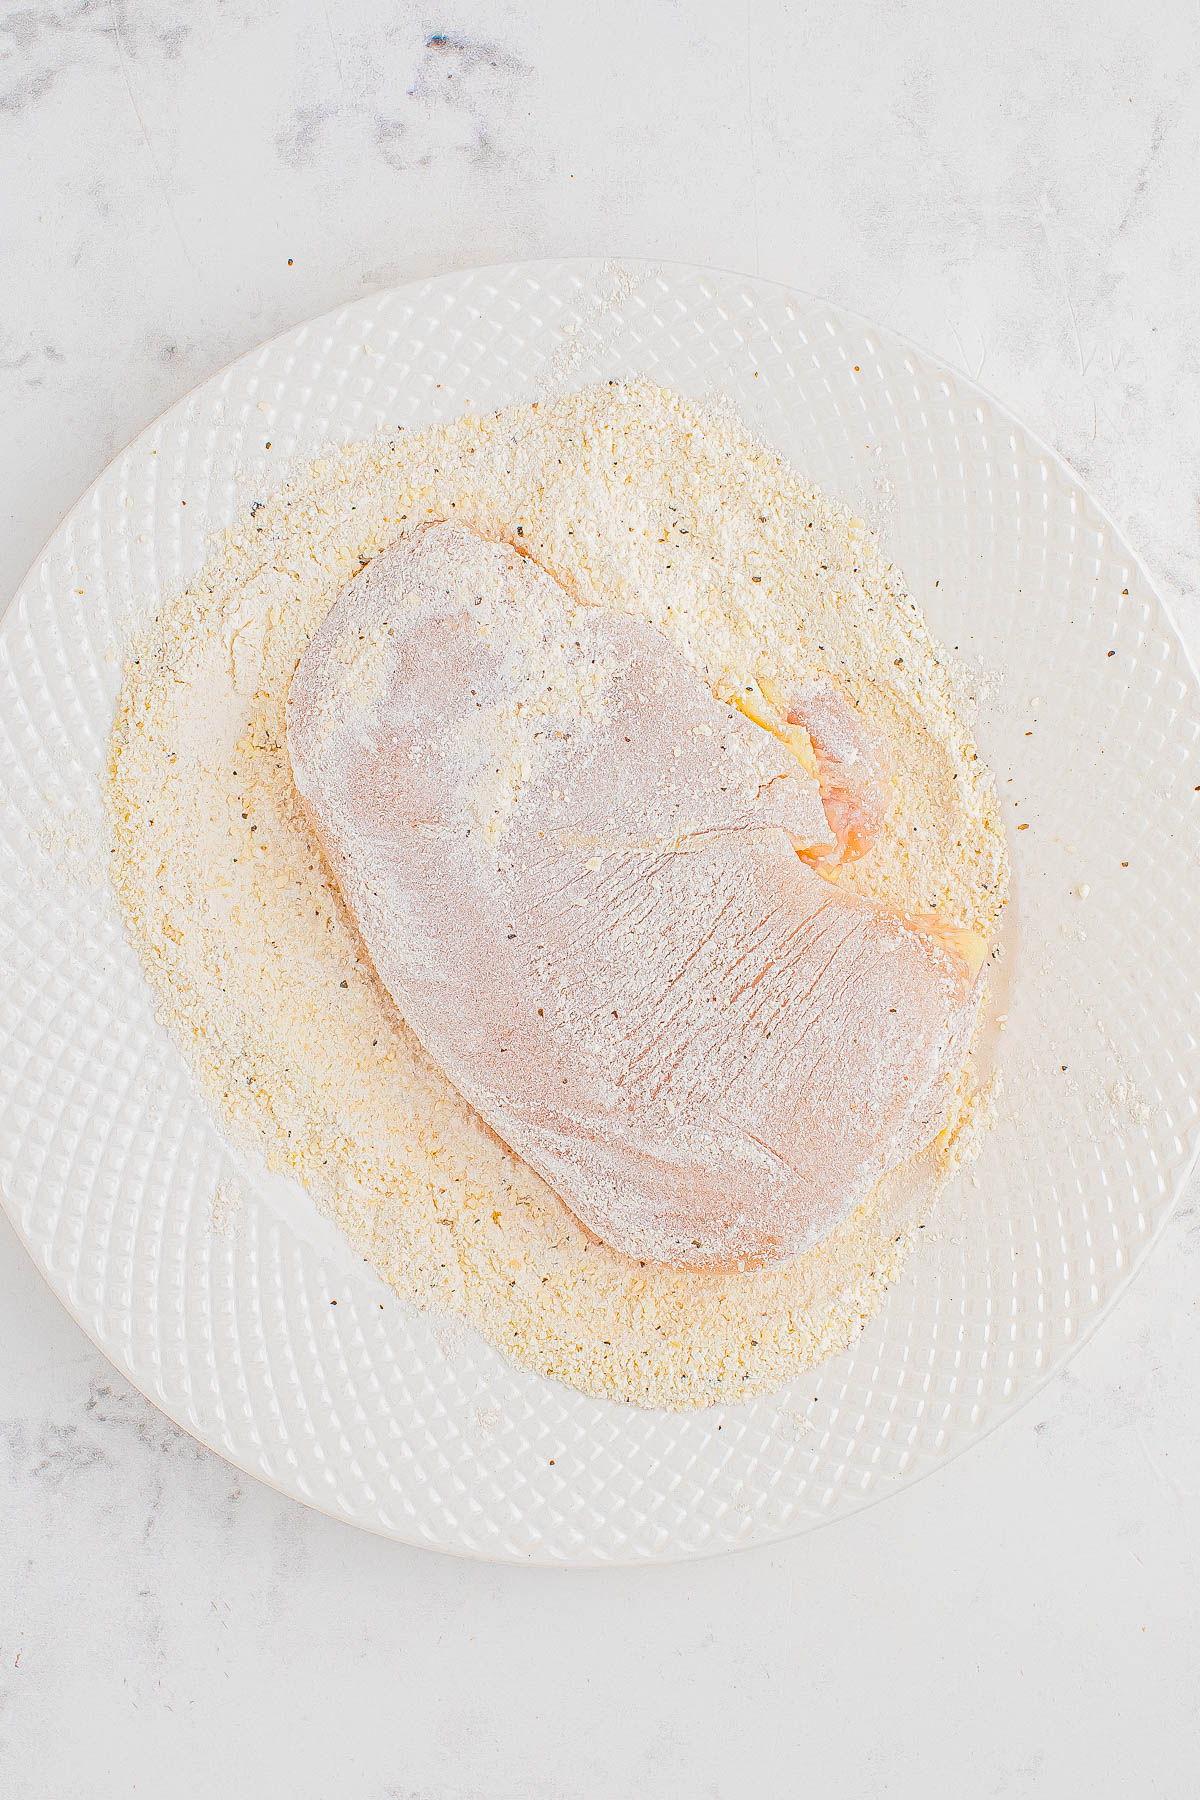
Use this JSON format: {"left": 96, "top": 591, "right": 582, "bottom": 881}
{"left": 786, "top": 682, "right": 891, "bottom": 862}
{"left": 286, "top": 522, "right": 981, "bottom": 1269}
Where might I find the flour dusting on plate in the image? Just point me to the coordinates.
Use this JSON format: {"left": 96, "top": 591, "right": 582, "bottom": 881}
{"left": 106, "top": 381, "right": 1008, "bottom": 1408}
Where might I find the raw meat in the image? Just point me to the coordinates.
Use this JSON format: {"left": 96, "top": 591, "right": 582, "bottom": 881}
{"left": 287, "top": 523, "right": 982, "bottom": 1268}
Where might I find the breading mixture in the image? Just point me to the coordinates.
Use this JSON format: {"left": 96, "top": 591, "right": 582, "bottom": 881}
{"left": 106, "top": 381, "right": 1008, "bottom": 1407}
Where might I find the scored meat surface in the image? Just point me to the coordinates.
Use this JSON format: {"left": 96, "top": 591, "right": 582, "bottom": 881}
{"left": 286, "top": 522, "right": 981, "bottom": 1268}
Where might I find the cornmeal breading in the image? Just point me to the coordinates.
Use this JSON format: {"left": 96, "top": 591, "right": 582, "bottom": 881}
{"left": 106, "top": 381, "right": 1008, "bottom": 1408}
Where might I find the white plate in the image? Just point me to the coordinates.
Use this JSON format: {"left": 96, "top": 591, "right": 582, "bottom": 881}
{"left": 2, "top": 260, "right": 1198, "bottom": 1564}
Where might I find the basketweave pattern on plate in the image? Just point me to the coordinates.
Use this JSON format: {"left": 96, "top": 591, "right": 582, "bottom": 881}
{"left": 1, "top": 261, "right": 1198, "bottom": 1563}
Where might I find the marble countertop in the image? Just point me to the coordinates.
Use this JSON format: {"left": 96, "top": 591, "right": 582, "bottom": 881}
{"left": 2, "top": 3, "right": 1198, "bottom": 1795}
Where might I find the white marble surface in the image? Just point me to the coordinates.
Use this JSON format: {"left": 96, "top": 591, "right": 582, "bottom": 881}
{"left": 2, "top": 2, "right": 1199, "bottom": 1795}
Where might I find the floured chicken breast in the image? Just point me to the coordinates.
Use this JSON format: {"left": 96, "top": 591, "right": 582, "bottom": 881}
{"left": 287, "top": 522, "right": 985, "bottom": 1268}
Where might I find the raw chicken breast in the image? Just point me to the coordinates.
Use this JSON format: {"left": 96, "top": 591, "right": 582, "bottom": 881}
{"left": 287, "top": 522, "right": 982, "bottom": 1268}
